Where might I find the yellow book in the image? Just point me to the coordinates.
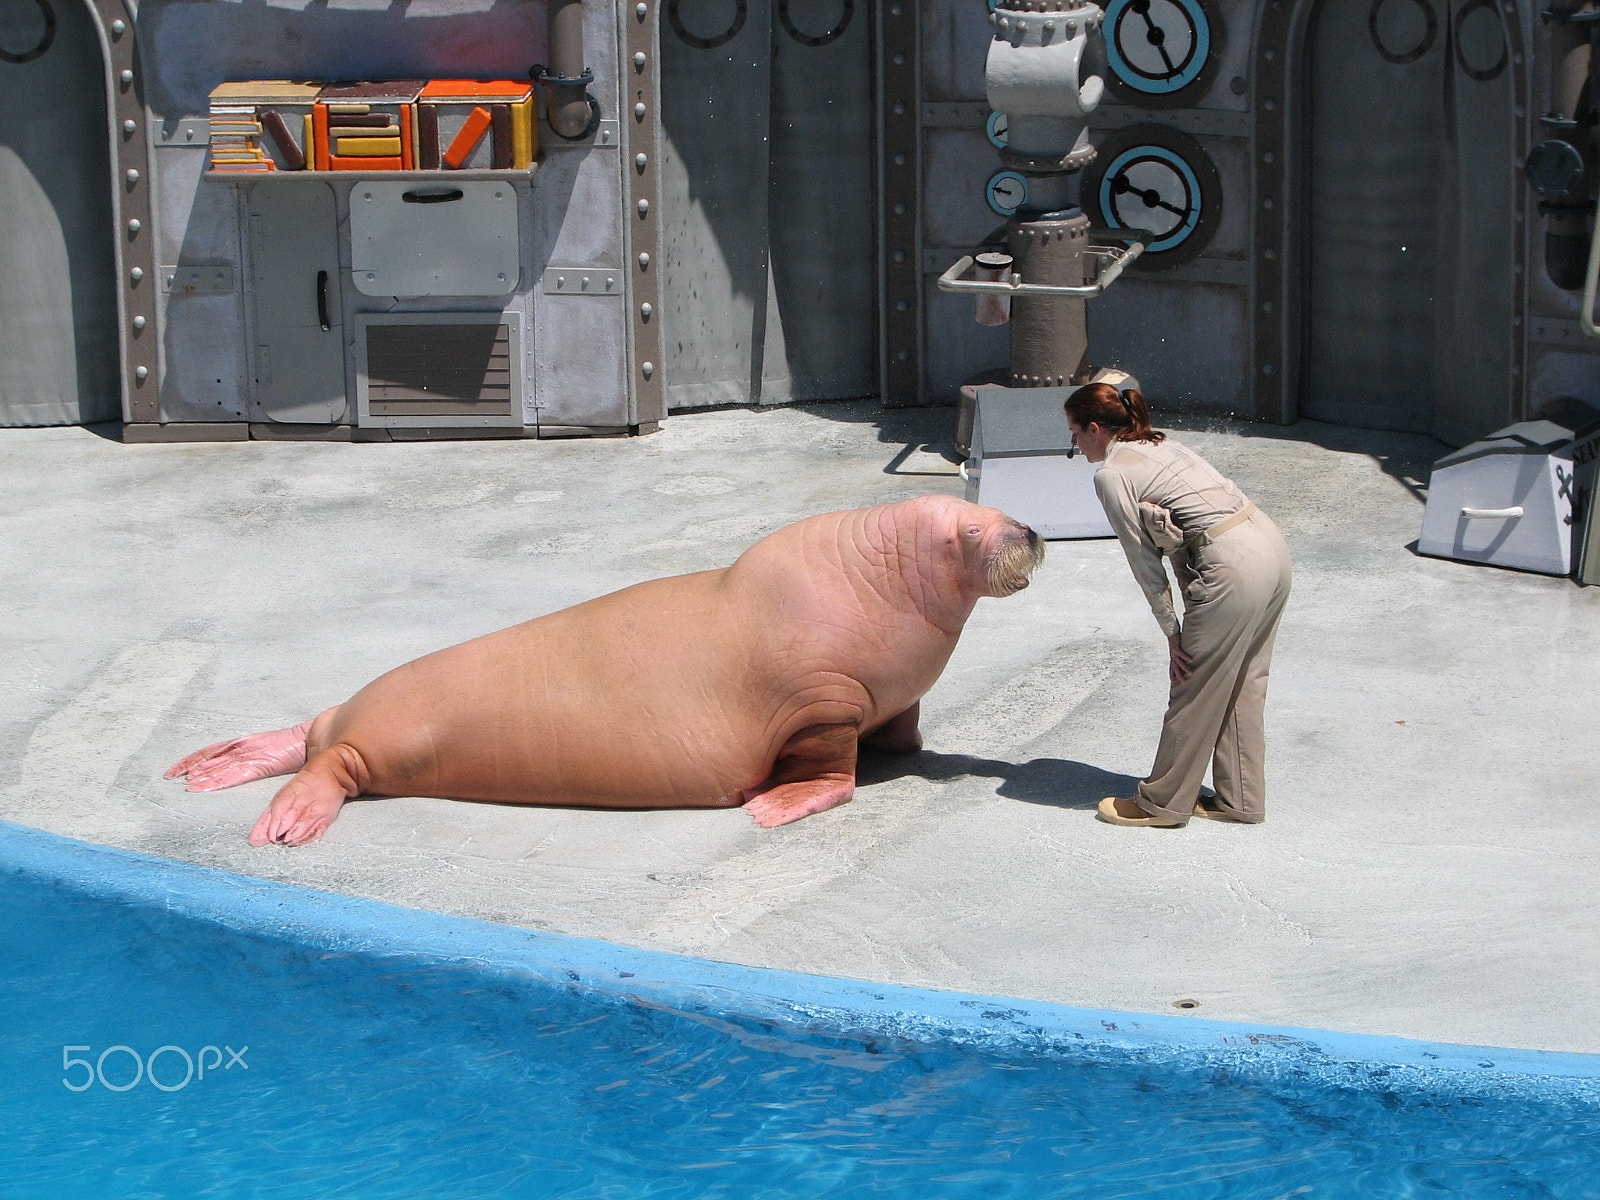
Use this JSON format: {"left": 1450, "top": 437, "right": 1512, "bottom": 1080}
{"left": 334, "top": 136, "right": 403, "bottom": 156}
{"left": 512, "top": 94, "right": 534, "bottom": 169}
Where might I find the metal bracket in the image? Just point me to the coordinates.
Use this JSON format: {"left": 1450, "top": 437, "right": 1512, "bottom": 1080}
{"left": 162, "top": 264, "right": 236, "bottom": 293}
{"left": 543, "top": 267, "right": 622, "bottom": 295}
{"left": 937, "top": 229, "right": 1151, "bottom": 300}
{"left": 155, "top": 118, "right": 210, "bottom": 147}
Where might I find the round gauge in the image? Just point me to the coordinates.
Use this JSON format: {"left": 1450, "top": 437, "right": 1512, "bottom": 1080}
{"left": 1101, "top": 0, "right": 1223, "bottom": 107}
{"left": 1081, "top": 123, "right": 1222, "bottom": 268}
{"left": 985, "top": 111, "right": 1009, "bottom": 150}
{"left": 986, "top": 169, "right": 1029, "bottom": 218}
{"left": 0, "top": 0, "right": 56, "bottom": 64}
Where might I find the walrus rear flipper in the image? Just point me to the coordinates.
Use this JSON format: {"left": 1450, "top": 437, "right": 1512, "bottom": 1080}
{"left": 248, "top": 743, "right": 371, "bottom": 847}
{"left": 741, "top": 723, "right": 857, "bottom": 828}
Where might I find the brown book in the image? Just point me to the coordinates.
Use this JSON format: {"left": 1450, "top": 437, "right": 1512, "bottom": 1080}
{"left": 490, "top": 104, "right": 513, "bottom": 170}
{"left": 417, "top": 103, "right": 440, "bottom": 170}
{"left": 259, "top": 109, "right": 305, "bottom": 171}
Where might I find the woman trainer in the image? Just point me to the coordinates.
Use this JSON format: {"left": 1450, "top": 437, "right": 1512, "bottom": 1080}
{"left": 1065, "top": 384, "right": 1292, "bottom": 827}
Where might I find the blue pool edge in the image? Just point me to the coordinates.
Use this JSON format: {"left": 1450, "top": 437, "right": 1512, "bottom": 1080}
{"left": 6, "top": 819, "right": 1595, "bottom": 1091}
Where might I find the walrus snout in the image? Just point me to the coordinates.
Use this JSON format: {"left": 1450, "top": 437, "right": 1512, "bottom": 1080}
{"left": 987, "top": 522, "right": 1046, "bottom": 596}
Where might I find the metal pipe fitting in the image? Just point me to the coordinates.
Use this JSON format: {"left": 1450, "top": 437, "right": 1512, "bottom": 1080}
{"left": 547, "top": 0, "right": 592, "bottom": 140}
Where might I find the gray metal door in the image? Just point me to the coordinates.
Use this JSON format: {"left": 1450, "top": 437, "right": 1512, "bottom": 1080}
{"left": 248, "top": 182, "right": 346, "bottom": 423}
{"left": 0, "top": 0, "right": 118, "bottom": 426}
{"left": 1301, "top": 0, "right": 1516, "bottom": 443}
{"left": 659, "top": 0, "right": 875, "bottom": 409}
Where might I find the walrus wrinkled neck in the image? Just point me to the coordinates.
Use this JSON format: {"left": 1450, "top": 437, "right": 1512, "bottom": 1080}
{"left": 862, "top": 509, "right": 978, "bottom": 636}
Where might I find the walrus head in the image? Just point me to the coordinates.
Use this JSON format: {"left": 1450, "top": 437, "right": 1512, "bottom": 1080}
{"left": 961, "top": 503, "right": 1046, "bottom": 597}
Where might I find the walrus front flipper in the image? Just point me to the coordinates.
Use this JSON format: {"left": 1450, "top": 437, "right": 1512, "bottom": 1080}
{"left": 166, "top": 718, "right": 318, "bottom": 792}
{"left": 248, "top": 743, "right": 370, "bottom": 847}
{"left": 742, "top": 723, "right": 857, "bottom": 828}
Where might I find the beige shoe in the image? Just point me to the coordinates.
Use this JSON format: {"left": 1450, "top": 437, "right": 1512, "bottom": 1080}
{"left": 1191, "top": 798, "right": 1254, "bottom": 823}
{"left": 1096, "top": 796, "right": 1183, "bottom": 827}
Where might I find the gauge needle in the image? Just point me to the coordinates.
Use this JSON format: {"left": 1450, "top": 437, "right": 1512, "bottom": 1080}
{"left": 1112, "top": 173, "right": 1189, "bottom": 219}
{"left": 1131, "top": 3, "right": 1179, "bottom": 78}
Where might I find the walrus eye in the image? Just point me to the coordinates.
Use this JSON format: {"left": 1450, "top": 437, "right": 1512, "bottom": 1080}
{"left": 967, "top": 525, "right": 982, "bottom": 538}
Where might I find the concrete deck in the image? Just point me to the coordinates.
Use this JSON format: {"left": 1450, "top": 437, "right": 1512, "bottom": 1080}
{"left": 3, "top": 405, "right": 1596, "bottom": 1055}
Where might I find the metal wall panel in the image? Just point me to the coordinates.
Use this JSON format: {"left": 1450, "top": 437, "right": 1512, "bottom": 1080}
{"left": 0, "top": 0, "right": 119, "bottom": 426}
{"left": 659, "top": 0, "right": 877, "bottom": 409}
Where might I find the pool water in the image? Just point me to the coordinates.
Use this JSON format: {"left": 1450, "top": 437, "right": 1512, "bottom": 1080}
{"left": 3, "top": 859, "right": 1598, "bottom": 1199}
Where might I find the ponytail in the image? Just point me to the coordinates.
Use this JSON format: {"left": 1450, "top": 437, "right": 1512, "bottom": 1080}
{"left": 1063, "top": 382, "right": 1165, "bottom": 444}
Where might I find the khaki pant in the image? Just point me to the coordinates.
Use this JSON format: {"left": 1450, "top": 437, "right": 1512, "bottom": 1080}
{"left": 1135, "top": 511, "right": 1292, "bottom": 823}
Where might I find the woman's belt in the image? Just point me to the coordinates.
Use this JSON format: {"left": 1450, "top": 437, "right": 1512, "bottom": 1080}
{"left": 1186, "top": 503, "right": 1257, "bottom": 551}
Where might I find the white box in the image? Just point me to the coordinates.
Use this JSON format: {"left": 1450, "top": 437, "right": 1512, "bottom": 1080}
{"left": 1418, "top": 419, "right": 1586, "bottom": 576}
{"left": 963, "top": 387, "right": 1113, "bottom": 540}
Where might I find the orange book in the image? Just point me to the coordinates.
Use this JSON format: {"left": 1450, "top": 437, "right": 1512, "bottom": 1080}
{"left": 329, "top": 154, "right": 403, "bottom": 171}
{"left": 442, "top": 105, "right": 493, "bottom": 169}
{"left": 400, "top": 102, "right": 414, "bottom": 170}
{"left": 312, "top": 103, "right": 329, "bottom": 171}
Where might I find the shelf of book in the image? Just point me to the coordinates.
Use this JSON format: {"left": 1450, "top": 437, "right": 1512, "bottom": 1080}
{"left": 204, "top": 166, "right": 538, "bottom": 183}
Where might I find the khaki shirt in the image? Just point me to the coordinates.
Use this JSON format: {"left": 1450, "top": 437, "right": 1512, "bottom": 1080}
{"left": 1093, "top": 437, "right": 1252, "bottom": 636}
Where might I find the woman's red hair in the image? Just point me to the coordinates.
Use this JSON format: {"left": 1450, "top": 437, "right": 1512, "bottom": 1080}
{"left": 1064, "top": 383, "right": 1165, "bottom": 443}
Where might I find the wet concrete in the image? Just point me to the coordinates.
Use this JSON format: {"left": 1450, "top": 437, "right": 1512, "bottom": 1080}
{"left": 2, "top": 404, "right": 1596, "bottom": 1054}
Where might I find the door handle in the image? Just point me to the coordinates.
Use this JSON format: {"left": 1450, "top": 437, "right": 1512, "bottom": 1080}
{"left": 316, "top": 270, "right": 330, "bottom": 331}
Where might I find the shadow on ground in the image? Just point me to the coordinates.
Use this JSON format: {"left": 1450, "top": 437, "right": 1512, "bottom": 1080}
{"left": 859, "top": 748, "right": 1139, "bottom": 811}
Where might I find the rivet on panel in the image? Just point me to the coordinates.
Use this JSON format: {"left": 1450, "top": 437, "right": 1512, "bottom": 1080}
{"left": 120, "top": 69, "right": 134, "bottom": 85}
{"left": 135, "top": 365, "right": 149, "bottom": 381}
{"left": 130, "top": 267, "right": 144, "bottom": 282}
{"left": 126, "top": 169, "right": 139, "bottom": 185}
{"left": 641, "top": 361, "right": 654, "bottom": 378}
{"left": 636, "top": 1, "right": 648, "bottom": 16}
{"left": 895, "top": 300, "right": 909, "bottom": 312}
{"left": 635, "top": 153, "right": 648, "bottom": 169}
{"left": 640, "top": 302, "right": 653, "bottom": 318}
{"left": 606, "top": 276, "right": 616, "bottom": 289}
{"left": 128, "top": 218, "right": 142, "bottom": 233}
{"left": 637, "top": 198, "right": 650, "bottom": 216}
{"left": 633, "top": 51, "right": 648, "bottom": 68}
{"left": 122, "top": 119, "right": 136, "bottom": 135}
{"left": 896, "top": 350, "right": 910, "bottom": 362}
{"left": 132, "top": 315, "right": 147, "bottom": 330}
{"left": 634, "top": 102, "right": 647, "bottom": 119}
{"left": 893, "top": 52, "right": 906, "bottom": 65}
{"left": 894, "top": 153, "right": 906, "bottom": 166}
{"left": 893, "top": 202, "right": 906, "bottom": 215}
{"left": 111, "top": 19, "right": 126, "bottom": 35}
{"left": 638, "top": 252, "right": 651, "bottom": 269}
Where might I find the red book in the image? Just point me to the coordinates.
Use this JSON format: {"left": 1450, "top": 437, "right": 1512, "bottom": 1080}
{"left": 442, "top": 105, "right": 492, "bottom": 169}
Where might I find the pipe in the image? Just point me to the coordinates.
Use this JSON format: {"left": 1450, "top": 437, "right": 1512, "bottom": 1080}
{"left": 546, "top": 0, "right": 591, "bottom": 140}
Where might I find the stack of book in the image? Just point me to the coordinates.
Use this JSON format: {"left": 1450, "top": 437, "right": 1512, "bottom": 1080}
{"left": 314, "top": 81, "right": 425, "bottom": 171}
{"left": 206, "top": 79, "right": 540, "bottom": 173}
{"left": 207, "top": 81, "right": 322, "bottom": 173}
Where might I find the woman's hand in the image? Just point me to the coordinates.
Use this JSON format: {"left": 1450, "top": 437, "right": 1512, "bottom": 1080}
{"left": 1168, "top": 634, "right": 1194, "bottom": 686}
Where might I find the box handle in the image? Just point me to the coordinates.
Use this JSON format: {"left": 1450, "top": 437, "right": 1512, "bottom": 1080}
{"left": 402, "top": 188, "right": 465, "bottom": 204}
{"left": 1461, "top": 506, "right": 1524, "bottom": 519}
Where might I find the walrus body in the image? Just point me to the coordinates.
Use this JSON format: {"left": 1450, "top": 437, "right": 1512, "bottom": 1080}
{"left": 168, "top": 495, "right": 1043, "bottom": 844}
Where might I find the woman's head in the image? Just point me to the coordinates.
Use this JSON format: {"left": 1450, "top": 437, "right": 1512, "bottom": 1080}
{"left": 1063, "top": 383, "right": 1165, "bottom": 463}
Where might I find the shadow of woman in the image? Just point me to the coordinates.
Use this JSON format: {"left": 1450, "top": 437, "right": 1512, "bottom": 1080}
{"left": 857, "top": 749, "right": 1141, "bottom": 812}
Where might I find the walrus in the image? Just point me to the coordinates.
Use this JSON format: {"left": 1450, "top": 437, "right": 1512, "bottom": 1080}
{"left": 166, "top": 495, "right": 1044, "bottom": 846}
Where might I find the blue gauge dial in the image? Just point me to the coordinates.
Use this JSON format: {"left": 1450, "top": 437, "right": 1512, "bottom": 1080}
{"left": 985, "top": 169, "right": 1028, "bottom": 217}
{"left": 1103, "top": 0, "right": 1213, "bottom": 96}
